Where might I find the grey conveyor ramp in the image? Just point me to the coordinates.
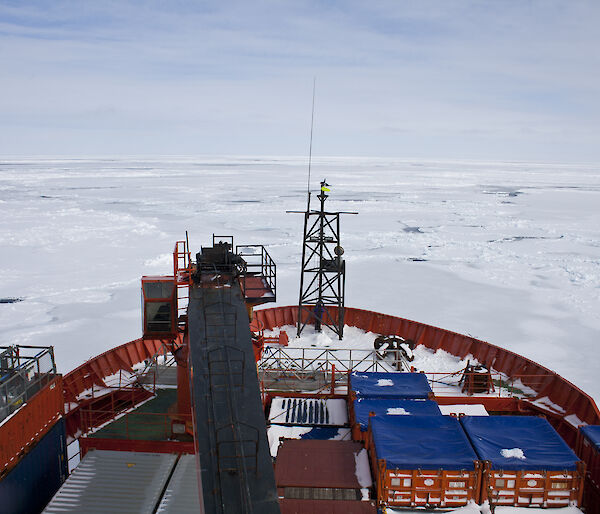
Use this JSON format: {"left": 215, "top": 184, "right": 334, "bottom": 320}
{"left": 188, "top": 281, "right": 280, "bottom": 514}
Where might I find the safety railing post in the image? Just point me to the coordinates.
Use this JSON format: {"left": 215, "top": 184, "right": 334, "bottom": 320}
{"left": 331, "top": 364, "right": 335, "bottom": 395}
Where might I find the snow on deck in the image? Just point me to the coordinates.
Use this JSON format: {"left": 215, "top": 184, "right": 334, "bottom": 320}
{"left": 263, "top": 324, "right": 539, "bottom": 399}
{"left": 439, "top": 404, "right": 489, "bottom": 416}
{"left": 388, "top": 501, "right": 584, "bottom": 514}
{"left": 268, "top": 397, "right": 348, "bottom": 425}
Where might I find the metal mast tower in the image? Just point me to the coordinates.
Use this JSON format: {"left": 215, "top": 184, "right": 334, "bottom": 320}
{"left": 295, "top": 180, "right": 355, "bottom": 340}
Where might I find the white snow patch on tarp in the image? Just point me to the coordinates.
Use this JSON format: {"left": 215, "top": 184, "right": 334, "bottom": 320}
{"left": 501, "top": 448, "right": 526, "bottom": 459}
{"left": 386, "top": 407, "right": 409, "bottom": 415}
{"left": 354, "top": 448, "right": 372, "bottom": 488}
{"left": 439, "top": 404, "right": 488, "bottom": 416}
{"left": 376, "top": 379, "right": 394, "bottom": 386}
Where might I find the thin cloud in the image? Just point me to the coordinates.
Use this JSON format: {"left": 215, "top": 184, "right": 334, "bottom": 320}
{"left": 0, "top": 1, "right": 599, "bottom": 161}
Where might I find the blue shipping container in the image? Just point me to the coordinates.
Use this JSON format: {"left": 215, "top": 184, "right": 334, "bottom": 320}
{"left": 0, "top": 418, "right": 68, "bottom": 514}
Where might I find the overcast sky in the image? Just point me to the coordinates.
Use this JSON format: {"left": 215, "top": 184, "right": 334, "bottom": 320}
{"left": 1, "top": 1, "right": 599, "bottom": 161}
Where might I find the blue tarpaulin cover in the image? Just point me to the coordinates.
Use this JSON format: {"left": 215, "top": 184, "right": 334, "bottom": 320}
{"left": 371, "top": 415, "right": 478, "bottom": 470}
{"left": 299, "top": 427, "right": 347, "bottom": 440}
{"left": 461, "top": 416, "right": 579, "bottom": 471}
{"left": 353, "top": 398, "right": 441, "bottom": 431}
{"left": 581, "top": 425, "right": 600, "bottom": 451}
{"left": 350, "top": 372, "right": 432, "bottom": 399}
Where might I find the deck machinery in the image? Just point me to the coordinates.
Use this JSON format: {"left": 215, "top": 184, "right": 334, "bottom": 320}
{"left": 142, "top": 236, "right": 279, "bottom": 513}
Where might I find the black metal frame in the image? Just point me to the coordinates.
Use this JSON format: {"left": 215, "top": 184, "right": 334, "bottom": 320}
{"left": 296, "top": 182, "right": 355, "bottom": 340}
{"left": 236, "top": 244, "right": 276, "bottom": 302}
{"left": 0, "top": 345, "right": 57, "bottom": 423}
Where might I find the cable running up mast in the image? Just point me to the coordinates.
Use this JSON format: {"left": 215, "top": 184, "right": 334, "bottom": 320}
{"left": 288, "top": 80, "right": 356, "bottom": 339}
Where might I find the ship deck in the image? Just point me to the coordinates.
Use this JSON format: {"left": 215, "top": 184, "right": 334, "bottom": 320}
{"left": 88, "top": 389, "right": 192, "bottom": 443}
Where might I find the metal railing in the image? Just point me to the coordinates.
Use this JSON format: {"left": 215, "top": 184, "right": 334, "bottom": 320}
{"left": 259, "top": 346, "right": 395, "bottom": 375}
{"left": 0, "top": 345, "right": 56, "bottom": 423}
{"left": 424, "top": 371, "right": 546, "bottom": 399}
{"left": 236, "top": 244, "right": 276, "bottom": 301}
{"left": 173, "top": 239, "right": 193, "bottom": 323}
{"left": 80, "top": 408, "right": 192, "bottom": 441}
{"left": 257, "top": 348, "right": 566, "bottom": 404}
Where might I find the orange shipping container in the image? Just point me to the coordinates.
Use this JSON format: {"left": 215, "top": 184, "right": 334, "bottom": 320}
{"left": 0, "top": 375, "right": 64, "bottom": 475}
{"left": 367, "top": 415, "right": 481, "bottom": 508}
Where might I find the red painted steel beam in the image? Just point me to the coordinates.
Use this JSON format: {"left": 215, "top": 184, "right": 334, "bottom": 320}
{"left": 79, "top": 437, "right": 194, "bottom": 458}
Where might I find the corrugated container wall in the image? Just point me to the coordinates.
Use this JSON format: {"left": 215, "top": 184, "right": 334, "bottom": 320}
{"left": 0, "top": 418, "right": 67, "bottom": 514}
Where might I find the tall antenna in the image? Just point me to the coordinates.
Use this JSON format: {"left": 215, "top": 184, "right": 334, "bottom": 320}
{"left": 307, "top": 77, "right": 316, "bottom": 199}
{"left": 287, "top": 82, "right": 358, "bottom": 340}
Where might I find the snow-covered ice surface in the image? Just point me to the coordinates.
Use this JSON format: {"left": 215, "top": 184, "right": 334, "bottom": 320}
{"left": 1, "top": 157, "right": 599, "bottom": 404}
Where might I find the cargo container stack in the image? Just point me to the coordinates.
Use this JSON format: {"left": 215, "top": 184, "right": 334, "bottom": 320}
{"left": 348, "top": 371, "right": 437, "bottom": 444}
{"left": 367, "top": 415, "right": 480, "bottom": 508}
{"left": 461, "top": 416, "right": 585, "bottom": 508}
{"left": 274, "top": 439, "right": 377, "bottom": 513}
{"left": 349, "top": 371, "right": 479, "bottom": 508}
{"left": 350, "top": 398, "right": 441, "bottom": 442}
{"left": 0, "top": 345, "right": 67, "bottom": 514}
